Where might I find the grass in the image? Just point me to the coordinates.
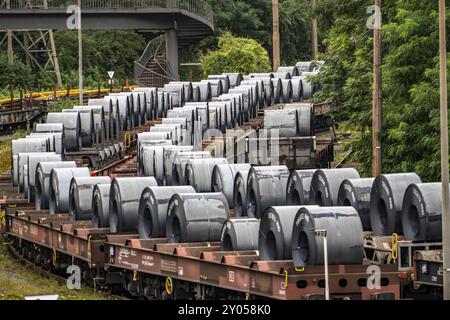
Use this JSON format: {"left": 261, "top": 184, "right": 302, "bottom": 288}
{"left": 0, "top": 130, "right": 27, "bottom": 174}
{"left": 0, "top": 243, "right": 112, "bottom": 300}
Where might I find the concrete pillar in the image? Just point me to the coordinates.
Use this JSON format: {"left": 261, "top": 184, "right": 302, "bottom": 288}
{"left": 165, "top": 29, "right": 179, "bottom": 80}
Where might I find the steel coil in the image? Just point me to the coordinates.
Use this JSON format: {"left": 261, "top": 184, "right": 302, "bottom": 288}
{"left": 166, "top": 193, "right": 230, "bottom": 243}
{"left": 201, "top": 79, "right": 223, "bottom": 98}
{"left": 249, "top": 73, "right": 274, "bottom": 79}
{"left": 27, "top": 133, "right": 57, "bottom": 153}
{"left": 309, "top": 168, "right": 361, "bottom": 206}
{"left": 138, "top": 186, "right": 196, "bottom": 239}
{"left": 163, "top": 146, "right": 195, "bottom": 185}
{"left": 34, "top": 125, "right": 65, "bottom": 155}
{"left": 69, "top": 176, "right": 111, "bottom": 220}
{"left": 152, "top": 146, "right": 192, "bottom": 184}
{"left": 280, "top": 79, "right": 293, "bottom": 103}
{"left": 92, "top": 183, "right": 112, "bottom": 228}
{"left": 284, "top": 103, "right": 314, "bottom": 137}
{"left": 172, "top": 151, "right": 212, "bottom": 185}
{"left": 295, "top": 61, "right": 313, "bottom": 73}
{"left": 223, "top": 73, "right": 244, "bottom": 88}
{"left": 12, "top": 137, "right": 50, "bottom": 186}
{"left": 337, "top": 178, "right": 375, "bottom": 231}
{"left": 402, "top": 183, "right": 447, "bottom": 242}
{"left": 169, "top": 81, "right": 193, "bottom": 103}
{"left": 286, "top": 169, "right": 317, "bottom": 205}
{"left": 49, "top": 167, "right": 90, "bottom": 214}
{"left": 27, "top": 153, "right": 62, "bottom": 202}
{"left": 277, "top": 66, "right": 300, "bottom": 78}
{"left": 109, "top": 177, "right": 158, "bottom": 233}
{"left": 185, "top": 158, "right": 229, "bottom": 192}
{"left": 77, "top": 105, "right": 106, "bottom": 140}
{"left": 47, "top": 112, "right": 82, "bottom": 151}
{"left": 233, "top": 170, "right": 251, "bottom": 217}
{"left": 211, "top": 164, "right": 252, "bottom": 208}
{"left": 208, "top": 75, "right": 230, "bottom": 94}
{"left": 370, "top": 173, "right": 422, "bottom": 236}
{"left": 151, "top": 124, "right": 182, "bottom": 145}
{"left": 220, "top": 218, "right": 260, "bottom": 251}
{"left": 63, "top": 108, "right": 94, "bottom": 147}
{"left": 259, "top": 206, "right": 314, "bottom": 260}
{"left": 139, "top": 142, "right": 173, "bottom": 177}
{"left": 164, "top": 84, "right": 185, "bottom": 108}
{"left": 299, "top": 72, "right": 318, "bottom": 100}
{"left": 35, "top": 161, "right": 77, "bottom": 210}
{"left": 246, "top": 166, "right": 289, "bottom": 218}
{"left": 192, "top": 81, "right": 212, "bottom": 102}
{"left": 290, "top": 77, "right": 304, "bottom": 102}
{"left": 228, "top": 87, "right": 251, "bottom": 122}
{"left": 292, "top": 206, "right": 364, "bottom": 267}
{"left": 271, "top": 78, "right": 283, "bottom": 104}
{"left": 264, "top": 109, "right": 298, "bottom": 137}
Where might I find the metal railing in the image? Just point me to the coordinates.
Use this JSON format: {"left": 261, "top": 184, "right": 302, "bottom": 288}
{"left": 134, "top": 35, "right": 175, "bottom": 87}
{"left": 0, "top": 0, "right": 213, "bottom": 25}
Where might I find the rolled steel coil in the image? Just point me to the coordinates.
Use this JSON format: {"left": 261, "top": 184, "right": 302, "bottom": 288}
{"left": 138, "top": 186, "right": 196, "bottom": 238}
{"left": 201, "top": 79, "right": 223, "bottom": 98}
{"left": 162, "top": 117, "right": 190, "bottom": 145}
{"left": 249, "top": 73, "right": 274, "bottom": 79}
{"left": 28, "top": 133, "right": 57, "bottom": 153}
{"left": 246, "top": 166, "right": 290, "bottom": 218}
{"left": 162, "top": 146, "right": 195, "bottom": 185}
{"left": 169, "top": 81, "right": 193, "bottom": 103}
{"left": 213, "top": 94, "right": 241, "bottom": 127}
{"left": 192, "top": 81, "right": 212, "bottom": 102}
{"left": 286, "top": 169, "right": 317, "bottom": 205}
{"left": 34, "top": 125, "right": 65, "bottom": 155}
{"left": 12, "top": 138, "right": 50, "bottom": 186}
{"left": 272, "top": 72, "right": 292, "bottom": 80}
{"left": 69, "top": 176, "right": 111, "bottom": 220}
{"left": 48, "top": 167, "right": 90, "bottom": 213}
{"left": 151, "top": 124, "right": 182, "bottom": 145}
{"left": 151, "top": 145, "right": 190, "bottom": 184}
{"left": 255, "top": 77, "right": 275, "bottom": 107}
{"left": 271, "top": 78, "right": 283, "bottom": 104}
{"left": 167, "top": 108, "right": 195, "bottom": 136}
{"left": 299, "top": 72, "right": 318, "bottom": 100}
{"left": 140, "top": 143, "right": 173, "bottom": 177}
{"left": 228, "top": 87, "right": 251, "bottom": 122}
{"left": 240, "top": 80, "right": 264, "bottom": 109}
{"left": 90, "top": 97, "right": 115, "bottom": 138}
{"left": 370, "top": 173, "right": 422, "bottom": 236}
{"left": 337, "top": 178, "right": 375, "bottom": 231}
{"left": 35, "top": 161, "right": 77, "bottom": 210}
{"left": 238, "top": 85, "right": 258, "bottom": 117}
{"left": 233, "top": 169, "right": 251, "bottom": 217}
{"left": 166, "top": 193, "right": 230, "bottom": 243}
{"left": 223, "top": 73, "right": 244, "bottom": 88}
{"left": 280, "top": 79, "right": 293, "bottom": 103}
{"left": 295, "top": 61, "right": 313, "bottom": 73}
{"left": 92, "top": 183, "right": 112, "bottom": 228}
{"left": 109, "top": 177, "right": 158, "bottom": 233}
{"left": 207, "top": 75, "right": 231, "bottom": 93}
{"left": 277, "top": 66, "right": 300, "bottom": 78}
{"left": 185, "top": 158, "right": 229, "bottom": 192}
{"left": 164, "top": 84, "right": 185, "bottom": 108}
{"left": 290, "top": 77, "right": 304, "bottom": 102}
{"left": 402, "top": 183, "right": 447, "bottom": 241}
{"left": 309, "top": 168, "right": 361, "bottom": 206}
{"left": 264, "top": 109, "right": 298, "bottom": 137}
{"left": 133, "top": 88, "right": 156, "bottom": 121}
{"left": 47, "top": 112, "right": 82, "bottom": 151}
{"left": 284, "top": 103, "right": 314, "bottom": 137}
{"left": 259, "top": 206, "right": 315, "bottom": 260}
{"left": 156, "top": 91, "right": 167, "bottom": 118}
{"left": 27, "top": 153, "right": 62, "bottom": 202}
{"left": 220, "top": 218, "right": 260, "bottom": 251}
{"left": 109, "top": 94, "right": 132, "bottom": 129}
{"left": 63, "top": 108, "right": 94, "bottom": 147}
{"left": 209, "top": 102, "right": 230, "bottom": 131}
{"left": 77, "top": 105, "right": 106, "bottom": 140}
{"left": 292, "top": 206, "right": 364, "bottom": 267}
{"left": 211, "top": 164, "right": 251, "bottom": 208}
{"left": 172, "top": 151, "right": 211, "bottom": 185}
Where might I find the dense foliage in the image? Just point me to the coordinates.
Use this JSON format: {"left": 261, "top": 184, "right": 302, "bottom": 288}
{"left": 314, "top": 0, "right": 449, "bottom": 182}
{"left": 201, "top": 33, "right": 271, "bottom": 76}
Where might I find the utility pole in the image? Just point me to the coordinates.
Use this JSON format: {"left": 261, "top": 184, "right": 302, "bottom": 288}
{"left": 77, "top": 0, "right": 83, "bottom": 105}
{"left": 272, "top": 0, "right": 280, "bottom": 71}
{"left": 310, "top": 0, "right": 318, "bottom": 60}
{"left": 438, "top": 0, "right": 450, "bottom": 301}
{"left": 372, "top": 0, "right": 382, "bottom": 176}
{"left": 6, "top": 0, "right": 13, "bottom": 64}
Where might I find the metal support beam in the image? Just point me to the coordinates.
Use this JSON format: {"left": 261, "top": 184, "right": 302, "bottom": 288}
{"left": 165, "top": 29, "right": 179, "bottom": 81}
{"left": 77, "top": 0, "right": 83, "bottom": 104}
{"left": 439, "top": 0, "right": 450, "bottom": 301}
{"left": 272, "top": 0, "right": 280, "bottom": 71}
{"left": 6, "top": 0, "right": 13, "bottom": 64}
{"left": 372, "top": 0, "right": 382, "bottom": 177}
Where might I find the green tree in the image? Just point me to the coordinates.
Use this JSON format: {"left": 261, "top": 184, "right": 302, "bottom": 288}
{"left": 0, "top": 53, "right": 34, "bottom": 95}
{"left": 201, "top": 33, "right": 271, "bottom": 76}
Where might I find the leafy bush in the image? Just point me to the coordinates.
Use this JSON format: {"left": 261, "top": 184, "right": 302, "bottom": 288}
{"left": 201, "top": 33, "right": 271, "bottom": 76}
